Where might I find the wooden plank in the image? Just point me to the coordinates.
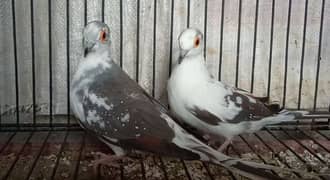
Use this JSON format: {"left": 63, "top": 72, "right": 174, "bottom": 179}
{"left": 316, "top": 0, "right": 330, "bottom": 109}
{"left": 0, "top": 0, "right": 16, "bottom": 123}
{"left": 284, "top": 0, "right": 305, "bottom": 108}
{"left": 14, "top": 0, "right": 33, "bottom": 122}
{"left": 300, "top": 0, "right": 323, "bottom": 109}
{"left": 154, "top": 0, "right": 172, "bottom": 102}
{"left": 170, "top": 0, "right": 188, "bottom": 68}
{"left": 238, "top": 0, "right": 257, "bottom": 91}
{"left": 253, "top": 0, "right": 272, "bottom": 96}
{"left": 68, "top": 0, "right": 84, "bottom": 88}
{"left": 51, "top": 0, "right": 69, "bottom": 114}
{"left": 87, "top": 0, "right": 102, "bottom": 22}
{"left": 269, "top": 0, "right": 289, "bottom": 106}
{"left": 221, "top": 0, "right": 239, "bottom": 86}
{"left": 189, "top": 0, "right": 205, "bottom": 32}
{"left": 34, "top": 0, "right": 51, "bottom": 116}
{"left": 104, "top": 0, "right": 121, "bottom": 65}
{"left": 122, "top": 0, "right": 138, "bottom": 80}
{"left": 205, "top": 0, "right": 222, "bottom": 78}
{"left": 138, "top": 0, "right": 155, "bottom": 94}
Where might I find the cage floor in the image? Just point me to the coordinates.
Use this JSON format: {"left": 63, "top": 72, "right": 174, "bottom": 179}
{"left": 0, "top": 128, "right": 329, "bottom": 180}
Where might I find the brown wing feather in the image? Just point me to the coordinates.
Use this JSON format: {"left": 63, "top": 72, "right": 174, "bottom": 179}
{"left": 77, "top": 62, "right": 201, "bottom": 159}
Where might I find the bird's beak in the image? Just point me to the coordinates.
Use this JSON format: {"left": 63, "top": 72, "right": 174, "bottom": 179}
{"left": 178, "top": 49, "right": 189, "bottom": 64}
{"left": 179, "top": 49, "right": 189, "bottom": 59}
{"left": 84, "top": 48, "right": 88, "bottom": 57}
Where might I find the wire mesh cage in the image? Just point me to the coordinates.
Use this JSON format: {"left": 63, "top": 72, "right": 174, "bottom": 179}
{"left": 0, "top": 0, "right": 330, "bottom": 179}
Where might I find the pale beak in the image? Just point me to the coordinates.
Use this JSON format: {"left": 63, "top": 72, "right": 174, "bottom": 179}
{"left": 178, "top": 49, "right": 189, "bottom": 64}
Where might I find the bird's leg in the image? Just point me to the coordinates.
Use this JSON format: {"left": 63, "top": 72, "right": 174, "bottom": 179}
{"left": 91, "top": 152, "right": 129, "bottom": 176}
{"left": 217, "top": 138, "right": 232, "bottom": 152}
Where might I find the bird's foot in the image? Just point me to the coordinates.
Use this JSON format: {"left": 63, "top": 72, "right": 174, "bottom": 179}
{"left": 91, "top": 152, "right": 130, "bottom": 176}
{"left": 217, "top": 139, "right": 232, "bottom": 153}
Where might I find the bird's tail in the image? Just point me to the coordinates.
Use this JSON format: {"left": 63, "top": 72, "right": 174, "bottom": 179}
{"left": 187, "top": 137, "right": 322, "bottom": 179}
{"left": 279, "top": 110, "right": 330, "bottom": 119}
{"left": 203, "top": 146, "right": 323, "bottom": 180}
{"left": 256, "top": 110, "right": 330, "bottom": 127}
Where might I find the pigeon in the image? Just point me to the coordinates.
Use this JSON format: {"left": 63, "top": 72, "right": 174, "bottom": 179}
{"left": 70, "top": 21, "right": 316, "bottom": 180}
{"left": 167, "top": 28, "right": 330, "bottom": 152}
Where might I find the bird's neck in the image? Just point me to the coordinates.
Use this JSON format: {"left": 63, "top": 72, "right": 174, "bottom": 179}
{"left": 173, "top": 55, "right": 211, "bottom": 87}
{"left": 95, "top": 43, "right": 111, "bottom": 56}
{"left": 178, "top": 54, "right": 211, "bottom": 81}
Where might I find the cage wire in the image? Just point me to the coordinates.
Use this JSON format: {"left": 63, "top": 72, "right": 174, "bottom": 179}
{"left": 0, "top": 0, "right": 330, "bottom": 179}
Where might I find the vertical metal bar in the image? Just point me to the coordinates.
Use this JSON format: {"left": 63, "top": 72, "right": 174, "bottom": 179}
{"left": 313, "top": 0, "right": 325, "bottom": 124}
{"left": 168, "top": 0, "right": 174, "bottom": 76}
{"left": 187, "top": 0, "right": 190, "bottom": 28}
{"left": 11, "top": 0, "right": 20, "bottom": 128}
{"left": 282, "top": 0, "right": 292, "bottom": 108}
{"left": 266, "top": 0, "right": 275, "bottom": 98}
{"left": 136, "top": 0, "right": 140, "bottom": 82}
{"left": 235, "top": 0, "right": 242, "bottom": 88}
{"left": 84, "top": 0, "right": 87, "bottom": 26}
{"left": 119, "top": 0, "right": 123, "bottom": 68}
{"left": 297, "top": 0, "right": 308, "bottom": 110}
{"left": 158, "top": 157, "right": 169, "bottom": 180}
{"left": 25, "top": 131, "right": 52, "bottom": 180}
{"left": 139, "top": 158, "right": 146, "bottom": 180}
{"left": 66, "top": 0, "right": 71, "bottom": 126}
{"left": 0, "top": 106, "right": 2, "bottom": 129}
{"left": 101, "top": 0, "right": 105, "bottom": 23}
{"left": 180, "top": 159, "right": 192, "bottom": 180}
{"left": 73, "top": 132, "right": 86, "bottom": 180}
{"left": 50, "top": 131, "right": 69, "bottom": 180}
{"left": 328, "top": 104, "right": 330, "bottom": 124}
{"left": 48, "top": 0, "right": 53, "bottom": 128}
{"left": 250, "top": 0, "right": 259, "bottom": 93}
{"left": 218, "top": 0, "right": 225, "bottom": 81}
{"left": 0, "top": 132, "right": 16, "bottom": 154}
{"left": 120, "top": 164, "right": 124, "bottom": 180}
{"left": 3, "top": 132, "right": 34, "bottom": 179}
{"left": 152, "top": 0, "right": 157, "bottom": 97}
{"left": 30, "top": 0, "right": 36, "bottom": 127}
{"left": 203, "top": 0, "right": 208, "bottom": 58}
{"left": 201, "top": 163, "right": 214, "bottom": 180}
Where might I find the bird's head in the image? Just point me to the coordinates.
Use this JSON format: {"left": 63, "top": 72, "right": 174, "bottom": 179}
{"left": 83, "top": 21, "right": 110, "bottom": 57}
{"left": 178, "top": 28, "right": 203, "bottom": 60}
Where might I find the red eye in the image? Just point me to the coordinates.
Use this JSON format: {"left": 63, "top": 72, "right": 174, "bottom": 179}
{"left": 194, "top": 38, "right": 200, "bottom": 48}
{"left": 100, "top": 31, "right": 106, "bottom": 42}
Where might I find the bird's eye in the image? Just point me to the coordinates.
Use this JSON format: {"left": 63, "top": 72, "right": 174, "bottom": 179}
{"left": 100, "top": 30, "right": 107, "bottom": 43}
{"left": 194, "top": 37, "right": 200, "bottom": 48}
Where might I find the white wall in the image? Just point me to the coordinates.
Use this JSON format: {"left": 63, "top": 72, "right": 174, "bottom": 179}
{"left": 0, "top": 0, "right": 329, "bottom": 124}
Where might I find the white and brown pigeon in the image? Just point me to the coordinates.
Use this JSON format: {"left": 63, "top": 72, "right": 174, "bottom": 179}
{"left": 70, "top": 21, "right": 317, "bottom": 180}
{"left": 167, "top": 28, "right": 330, "bottom": 152}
